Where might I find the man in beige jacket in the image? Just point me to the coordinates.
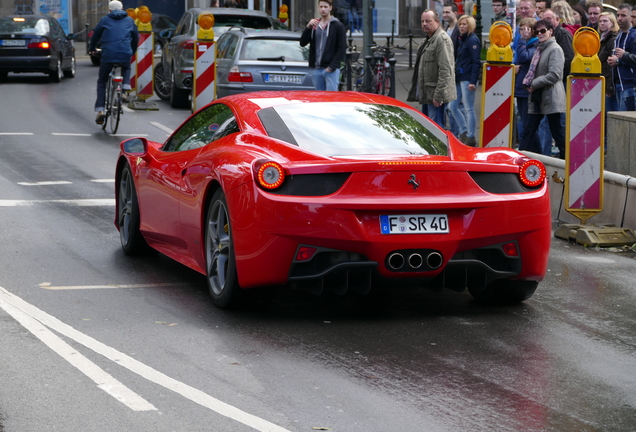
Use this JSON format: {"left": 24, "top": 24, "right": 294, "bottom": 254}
{"left": 418, "top": 10, "right": 457, "bottom": 128}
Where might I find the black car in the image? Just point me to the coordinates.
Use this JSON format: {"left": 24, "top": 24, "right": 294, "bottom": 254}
{"left": 0, "top": 15, "right": 76, "bottom": 81}
{"left": 88, "top": 13, "right": 177, "bottom": 65}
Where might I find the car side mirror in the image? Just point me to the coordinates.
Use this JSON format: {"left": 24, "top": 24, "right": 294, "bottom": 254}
{"left": 66, "top": 33, "right": 77, "bottom": 40}
{"left": 159, "top": 29, "right": 173, "bottom": 40}
{"left": 121, "top": 137, "right": 148, "bottom": 156}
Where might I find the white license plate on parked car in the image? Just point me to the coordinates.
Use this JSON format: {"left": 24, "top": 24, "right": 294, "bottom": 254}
{"left": 380, "top": 214, "right": 449, "bottom": 234}
{"left": 264, "top": 74, "right": 302, "bottom": 84}
{"left": 1, "top": 39, "right": 26, "bottom": 47}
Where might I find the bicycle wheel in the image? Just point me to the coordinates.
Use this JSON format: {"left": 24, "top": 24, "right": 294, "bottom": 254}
{"left": 109, "top": 87, "right": 121, "bottom": 134}
{"left": 380, "top": 68, "right": 391, "bottom": 96}
{"left": 102, "top": 78, "right": 111, "bottom": 131}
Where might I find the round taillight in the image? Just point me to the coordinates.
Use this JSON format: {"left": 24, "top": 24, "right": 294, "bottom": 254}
{"left": 519, "top": 160, "right": 546, "bottom": 187}
{"left": 257, "top": 162, "right": 285, "bottom": 189}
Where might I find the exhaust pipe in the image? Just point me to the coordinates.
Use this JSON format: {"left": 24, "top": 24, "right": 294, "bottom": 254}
{"left": 388, "top": 253, "right": 405, "bottom": 270}
{"left": 183, "top": 76, "right": 193, "bottom": 88}
{"left": 408, "top": 253, "right": 423, "bottom": 269}
{"left": 426, "top": 252, "right": 443, "bottom": 269}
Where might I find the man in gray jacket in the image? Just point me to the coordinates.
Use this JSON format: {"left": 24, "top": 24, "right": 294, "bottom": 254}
{"left": 418, "top": 10, "right": 457, "bottom": 128}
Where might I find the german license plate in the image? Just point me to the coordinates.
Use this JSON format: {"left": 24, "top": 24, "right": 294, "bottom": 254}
{"left": 264, "top": 74, "right": 302, "bottom": 84}
{"left": 1, "top": 39, "right": 26, "bottom": 47}
{"left": 380, "top": 214, "right": 449, "bottom": 234}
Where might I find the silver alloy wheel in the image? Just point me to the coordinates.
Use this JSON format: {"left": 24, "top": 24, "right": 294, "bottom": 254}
{"left": 206, "top": 198, "right": 231, "bottom": 297}
{"left": 118, "top": 167, "right": 134, "bottom": 247}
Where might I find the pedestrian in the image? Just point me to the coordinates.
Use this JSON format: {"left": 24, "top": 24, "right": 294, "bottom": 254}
{"left": 492, "top": 0, "right": 507, "bottom": 23}
{"left": 542, "top": 8, "right": 574, "bottom": 83}
{"left": 514, "top": 17, "right": 539, "bottom": 147}
{"left": 607, "top": 4, "right": 636, "bottom": 112}
{"left": 631, "top": 5, "right": 636, "bottom": 30}
{"left": 417, "top": 10, "right": 457, "bottom": 128}
{"left": 586, "top": 1, "right": 602, "bottom": 32}
{"left": 598, "top": 12, "right": 618, "bottom": 111}
{"left": 449, "top": 15, "right": 480, "bottom": 146}
{"left": 519, "top": 19, "right": 566, "bottom": 159}
{"left": 299, "top": 0, "right": 346, "bottom": 91}
{"left": 572, "top": 3, "right": 587, "bottom": 27}
{"left": 535, "top": 0, "right": 550, "bottom": 17}
{"left": 551, "top": 1, "right": 580, "bottom": 35}
{"left": 89, "top": 0, "right": 138, "bottom": 125}
{"left": 443, "top": 1, "right": 460, "bottom": 135}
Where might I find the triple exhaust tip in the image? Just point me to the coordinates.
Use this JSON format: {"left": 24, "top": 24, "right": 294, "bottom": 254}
{"left": 388, "top": 251, "right": 443, "bottom": 271}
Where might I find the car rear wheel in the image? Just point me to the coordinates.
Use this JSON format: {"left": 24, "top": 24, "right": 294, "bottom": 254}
{"left": 468, "top": 279, "right": 538, "bottom": 304}
{"left": 49, "top": 57, "right": 63, "bottom": 82}
{"left": 153, "top": 61, "right": 170, "bottom": 100}
{"left": 205, "top": 190, "right": 239, "bottom": 308}
{"left": 90, "top": 55, "right": 100, "bottom": 66}
{"left": 118, "top": 164, "right": 149, "bottom": 255}
{"left": 63, "top": 56, "right": 76, "bottom": 78}
{"left": 170, "top": 69, "right": 190, "bottom": 108}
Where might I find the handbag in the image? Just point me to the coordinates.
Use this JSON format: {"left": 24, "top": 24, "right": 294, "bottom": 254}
{"left": 530, "top": 88, "right": 542, "bottom": 103}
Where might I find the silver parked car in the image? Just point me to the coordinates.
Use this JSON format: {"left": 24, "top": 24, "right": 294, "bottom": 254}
{"left": 154, "top": 8, "right": 280, "bottom": 108}
{"left": 215, "top": 29, "right": 313, "bottom": 98}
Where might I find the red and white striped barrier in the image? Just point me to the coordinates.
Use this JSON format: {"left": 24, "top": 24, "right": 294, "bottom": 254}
{"left": 479, "top": 64, "right": 515, "bottom": 148}
{"left": 135, "top": 32, "right": 153, "bottom": 99}
{"left": 565, "top": 77, "right": 605, "bottom": 222}
{"left": 130, "top": 54, "right": 136, "bottom": 92}
{"left": 192, "top": 41, "right": 216, "bottom": 112}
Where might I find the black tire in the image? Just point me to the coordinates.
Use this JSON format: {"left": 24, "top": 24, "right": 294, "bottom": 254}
{"left": 468, "top": 279, "right": 539, "bottom": 304}
{"left": 49, "top": 57, "right": 62, "bottom": 82}
{"left": 153, "top": 61, "right": 170, "bottom": 101}
{"left": 110, "top": 87, "right": 121, "bottom": 134}
{"left": 102, "top": 79, "right": 110, "bottom": 131}
{"left": 118, "top": 165, "right": 149, "bottom": 255}
{"left": 63, "top": 56, "right": 76, "bottom": 78}
{"left": 205, "top": 190, "right": 240, "bottom": 308}
{"left": 170, "top": 70, "right": 190, "bottom": 108}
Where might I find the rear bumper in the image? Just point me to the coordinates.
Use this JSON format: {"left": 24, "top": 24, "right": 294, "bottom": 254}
{"left": 0, "top": 56, "right": 52, "bottom": 72}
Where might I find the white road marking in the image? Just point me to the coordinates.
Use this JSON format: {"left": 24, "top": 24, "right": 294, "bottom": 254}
{"left": 40, "top": 282, "right": 185, "bottom": 290}
{"left": 51, "top": 133, "right": 92, "bottom": 136}
{"left": 150, "top": 121, "right": 174, "bottom": 134}
{"left": 110, "top": 134, "right": 149, "bottom": 137}
{"left": 91, "top": 179, "right": 115, "bottom": 183}
{"left": 0, "top": 132, "right": 33, "bottom": 135}
{"left": 0, "top": 289, "right": 157, "bottom": 411}
{"left": 0, "top": 286, "right": 292, "bottom": 432}
{"left": 17, "top": 181, "right": 72, "bottom": 186}
{"left": 0, "top": 199, "right": 114, "bottom": 207}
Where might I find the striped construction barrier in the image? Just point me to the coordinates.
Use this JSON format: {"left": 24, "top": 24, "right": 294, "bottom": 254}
{"left": 135, "top": 32, "right": 153, "bottom": 99}
{"left": 479, "top": 63, "right": 514, "bottom": 148}
{"left": 192, "top": 40, "right": 216, "bottom": 112}
{"left": 565, "top": 76, "right": 605, "bottom": 224}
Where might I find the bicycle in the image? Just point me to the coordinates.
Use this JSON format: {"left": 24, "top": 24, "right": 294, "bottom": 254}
{"left": 102, "top": 63, "right": 124, "bottom": 134}
{"left": 338, "top": 34, "right": 365, "bottom": 92}
{"left": 368, "top": 37, "right": 395, "bottom": 96}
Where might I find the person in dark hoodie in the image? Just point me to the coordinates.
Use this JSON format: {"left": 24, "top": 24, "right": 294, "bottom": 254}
{"left": 300, "top": 0, "right": 346, "bottom": 91}
{"left": 89, "top": 1, "right": 138, "bottom": 124}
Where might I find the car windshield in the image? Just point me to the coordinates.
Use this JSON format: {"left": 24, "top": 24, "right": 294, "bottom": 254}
{"left": 259, "top": 102, "right": 448, "bottom": 157}
{"left": 0, "top": 17, "right": 49, "bottom": 35}
{"left": 240, "top": 38, "right": 308, "bottom": 61}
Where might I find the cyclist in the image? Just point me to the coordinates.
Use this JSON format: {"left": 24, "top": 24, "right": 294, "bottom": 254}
{"left": 89, "top": 1, "right": 138, "bottom": 125}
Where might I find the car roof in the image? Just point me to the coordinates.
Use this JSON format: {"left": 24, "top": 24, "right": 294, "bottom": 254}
{"left": 227, "top": 28, "right": 301, "bottom": 38}
{"left": 187, "top": 7, "right": 271, "bottom": 17}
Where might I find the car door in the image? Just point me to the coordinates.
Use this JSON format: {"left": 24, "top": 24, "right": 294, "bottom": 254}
{"left": 50, "top": 19, "right": 72, "bottom": 68}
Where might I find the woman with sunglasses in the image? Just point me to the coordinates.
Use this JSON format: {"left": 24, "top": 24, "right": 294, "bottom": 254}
{"left": 519, "top": 19, "right": 566, "bottom": 159}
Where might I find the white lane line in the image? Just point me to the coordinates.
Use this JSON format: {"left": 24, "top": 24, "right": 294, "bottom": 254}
{"left": 17, "top": 181, "right": 72, "bottom": 186}
{"left": 51, "top": 133, "right": 92, "bottom": 137}
{"left": 0, "top": 290, "right": 157, "bottom": 411}
{"left": 0, "top": 199, "right": 114, "bottom": 207}
{"left": 91, "top": 179, "right": 115, "bottom": 183}
{"left": 149, "top": 121, "right": 174, "bottom": 134}
{"left": 40, "top": 282, "right": 186, "bottom": 290}
{"left": 0, "top": 287, "right": 292, "bottom": 432}
{"left": 110, "top": 134, "right": 149, "bottom": 137}
{"left": 0, "top": 132, "right": 33, "bottom": 135}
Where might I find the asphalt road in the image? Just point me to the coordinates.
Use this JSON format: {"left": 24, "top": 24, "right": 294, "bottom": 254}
{"left": 0, "top": 57, "right": 635, "bottom": 432}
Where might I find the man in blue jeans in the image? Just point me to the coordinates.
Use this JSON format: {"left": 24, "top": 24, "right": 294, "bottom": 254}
{"left": 89, "top": 1, "right": 138, "bottom": 124}
{"left": 300, "top": 0, "right": 346, "bottom": 91}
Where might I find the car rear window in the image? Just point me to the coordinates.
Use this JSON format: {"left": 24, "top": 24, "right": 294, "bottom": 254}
{"left": 0, "top": 17, "right": 49, "bottom": 35}
{"left": 240, "top": 38, "right": 308, "bottom": 61}
{"left": 258, "top": 102, "right": 448, "bottom": 157}
{"left": 214, "top": 15, "right": 271, "bottom": 29}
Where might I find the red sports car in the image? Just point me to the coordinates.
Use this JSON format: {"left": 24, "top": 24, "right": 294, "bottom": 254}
{"left": 115, "top": 91, "right": 551, "bottom": 308}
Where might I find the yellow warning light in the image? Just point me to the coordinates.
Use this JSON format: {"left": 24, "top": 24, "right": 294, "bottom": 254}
{"left": 126, "top": 8, "right": 136, "bottom": 20}
{"left": 571, "top": 26, "right": 601, "bottom": 75}
{"left": 486, "top": 22, "right": 513, "bottom": 63}
{"left": 138, "top": 9, "right": 152, "bottom": 24}
{"left": 198, "top": 12, "right": 215, "bottom": 30}
{"left": 490, "top": 22, "right": 512, "bottom": 48}
{"left": 280, "top": 4, "right": 288, "bottom": 13}
{"left": 573, "top": 27, "right": 600, "bottom": 57}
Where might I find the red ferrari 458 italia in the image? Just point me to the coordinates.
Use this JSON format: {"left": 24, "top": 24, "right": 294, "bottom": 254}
{"left": 115, "top": 91, "right": 551, "bottom": 308}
